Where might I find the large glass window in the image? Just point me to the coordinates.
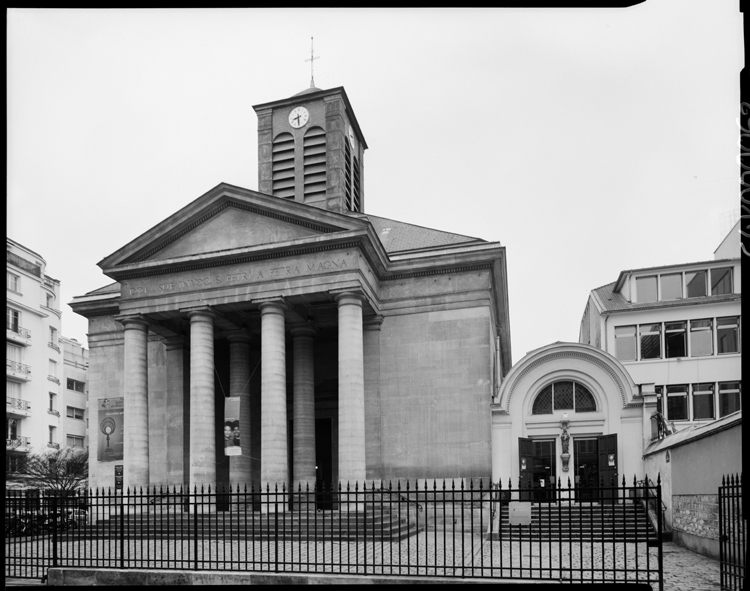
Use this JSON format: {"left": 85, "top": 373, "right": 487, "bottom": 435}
{"left": 660, "top": 273, "right": 683, "bottom": 300}
{"left": 66, "top": 406, "right": 84, "bottom": 420}
{"left": 639, "top": 324, "right": 661, "bottom": 359}
{"left": 6, "top": 307, "right": 20, "bottom": 331}
{"left": 636, "top": 275, "right": 658, "bottom": 303}
{"left": 666, "top": 385, "right": 688, "bottom": 421}
{"left": 532, "top": 385, "right": 552, "bottom": 414}
{"left": 615, "top": 325, "right": 637, "bottom": 361}
{"left": 716, "top": 317, "right": 740, "bottom": 354}
{"left": 66, "top": 435, "right": 85, "bottom": 448}
{"left": 553, "top": 381, "right": 574, "bottom": 410}
{"left": 719, "top": 382, "right": 741, "bottom": 417}
{"left": 7, "top": 272, "right": 19, "bottom": 292}
{"left": 66, "top": 378, "right": 85, "bottom": 393}
{"left": 710, "top": 267, "right": 733, "bottom": 295}
{"left": 665, "top": 321, "right": 687, "bottom": 358}
{"left": 685, "top": 270, "right": 707, "bottom": 298}
{"left": 689, "top": 319, "right": 713, "bottom": 357}
{"left": 692, "top": 383, "right": 714, "bottom": 420}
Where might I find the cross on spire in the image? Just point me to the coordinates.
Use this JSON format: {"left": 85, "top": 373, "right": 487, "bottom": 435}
{"left": 305, "top": 36, "right": 319, "bottom": 88}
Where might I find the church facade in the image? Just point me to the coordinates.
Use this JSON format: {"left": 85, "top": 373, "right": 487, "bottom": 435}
{"left": 71, "top": 86, "right": 512, "bottom": 495}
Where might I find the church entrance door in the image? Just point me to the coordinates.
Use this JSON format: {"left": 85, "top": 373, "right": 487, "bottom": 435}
{"left": 574, "top": 438, "right": 598, "bottom": 502}
{"left": 518, "top": 438, "right": 556, "bottom": 502}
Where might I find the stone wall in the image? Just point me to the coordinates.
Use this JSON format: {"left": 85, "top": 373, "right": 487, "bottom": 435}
{"left": 672, "top": 494, "right": 719, "bottom": 540}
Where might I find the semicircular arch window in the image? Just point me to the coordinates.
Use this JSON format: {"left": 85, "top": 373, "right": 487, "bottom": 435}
{"left": 532, "top": 381, "right": 596, "bottom": 414}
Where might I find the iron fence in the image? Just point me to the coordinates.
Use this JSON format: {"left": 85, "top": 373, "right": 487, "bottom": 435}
{"left": 719, "top": 473, "right": 745, "bottom": 591}
{"left": 5, "top": 477, "right": 662, "bottom": 587}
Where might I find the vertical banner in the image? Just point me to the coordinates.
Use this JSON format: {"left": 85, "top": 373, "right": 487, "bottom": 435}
{"left": 98, "top": 398, "right": 124, "bottom": 461}
{"left": 224, "top": 396, "right": 241, "bottom": 456}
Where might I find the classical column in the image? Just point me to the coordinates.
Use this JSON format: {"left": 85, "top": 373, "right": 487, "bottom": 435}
{"left": 259, "top": 300, "right": 288, "bottom": 511}
{"left": 188, "top": 310, "right": 216, "bottom": 490}
{"left": 336, "top": 292, "right": 366, "bottom": 495}
{"left": 227, "top": 332, "right": 253, "bottom": 488}
{"left": 121, "top": 317, "right": 150, "bottom": 491}
{"left": 164, "top": 337, "right": 188, "bottom": 487}
{"left": 291, "top": 324, "right": 317, "bottom": 494}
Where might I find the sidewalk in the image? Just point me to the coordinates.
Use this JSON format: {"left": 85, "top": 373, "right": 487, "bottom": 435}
{"left": 4, "top": 542, "right": 724, "bottom": 589}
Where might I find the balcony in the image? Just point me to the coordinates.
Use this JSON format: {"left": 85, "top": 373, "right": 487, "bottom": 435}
{"left": 48, "top": 341, "right": 60, "bottom": 353}
{"left": 6, "top": 359, "right": 31, "bottom": 381}
{"left": 48, "top": 408, "right": 60, "bottom": 417}
{"left": 6, "top": 397, "right": 32, "bottom": 418}
{"left": 6, "top": 436, "right": 31, "bottom": 451}
{"left": 48, "top": 375, "right": 60, "bottom": 385}
{"left": 6, "top": 322, "right": 31, "bottom": 346}
{"left": 47, "top": 442, "right": 60, "bottom": 450}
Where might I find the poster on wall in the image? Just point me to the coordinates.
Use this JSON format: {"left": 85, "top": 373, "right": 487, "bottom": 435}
{"left": 224, "top": 396, "right": 241, "bottom": 456}
{"left": 97, "top": 398, "right": 124, "bottom": 461}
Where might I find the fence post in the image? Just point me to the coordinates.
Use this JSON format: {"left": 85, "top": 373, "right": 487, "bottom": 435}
{"left": 120, "top": 489, "right": 125, "bottom": 569}
{"left": 657, "top": 474, "right": 663, "bottom": 591}
{"left": 274, "top": 484, "right": 279, "bottom": 573}
{"left": 193, "top": 486, "right": 199, "bottom": 571}
{"left": 51, "top": 494, "right": 58, "bottom": 570}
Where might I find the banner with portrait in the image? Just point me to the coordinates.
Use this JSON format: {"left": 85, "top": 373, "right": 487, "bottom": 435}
{"left": 223, "top": 396, "right": 242, "bottom": 456}
{"left": 97, "top": 398, "right": 124, "bottom": 461}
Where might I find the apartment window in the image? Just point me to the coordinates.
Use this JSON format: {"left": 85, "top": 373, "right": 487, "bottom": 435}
{"left": 689, "top": 319, "right": 713, "bottom": 357}
{"left": 8, "top": 419, "right": 18, "bottom": 440}
{"left": 49, "top": 326, "right": 57, "bottom": 344}
{"left": 719, "top": 382, "right": 741, "bottom": 417}
{"left": 692, "top": 383, "right": 715, "bottom": 420}
{"left": 48, "top": 359, "right": 57, "bottom": 377}
{"left": 636, "top": 275, "right": 658, "bottom": 303}
{"left": 7, "top": 307, "right": 20, "bottom": 331}
{"left": 67, "top": 378, "right": 85, "bottom": 393}
{"left": 666, "top": 385, "right": 688, "bottom": 421}
{"left": 660, "top": 273, "right": 682, "bottom": 300}
{"left": 66, "top": 435, "right": 85, "bottom": 448}
{"left": 7, "top": 272, "right": 19, "bottom": 292}
{"left": 685, "top": 270, "right": 707, "bottom": 298}
{"left": 665, "top": 322, "right": 687, "bottom": 358}
{"left": 614, "top": 325, "right": 636, "bottom": 361}
{"left": 716, "top": 317, "right": 740, "bottom": 354}
{"left": 46, "top": 294, "right": 53, "bottom": 308}
{"left": 710, "top": 267, "right": 733, "bottom": 295}
{"left": 48, "top": 426, "right": 56, "bottom": 444}
{"left": 66, "top": 406, "right": 85, "bottom": 420}
{"left": 7, "top": 380, "right": 20, "bottom": 399}
{"left": 49, "top": 392, "right": 56, "bottom": 411}
{"left": 7, "top": 343, "right": 22, "bottom": 362}
{"left": 639, "top": 324, "right": 661, "bottom": 359}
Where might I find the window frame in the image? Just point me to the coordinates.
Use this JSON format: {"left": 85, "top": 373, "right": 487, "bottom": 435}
{"left": 691, "top": 383, "right": 715, "bottom": 420}
{"left": 66, "top": 406, "right": 85, "bottom": 420}
{"left": 716, "top": 316, "right": 740, "bottom": 354}
{"left": 666, "top": 384, "right": 689, "bottom": 421}
{"left": 685, "top": 270, "right": 707, "bottom": 298}
{"left": 636, "top": 275, "right": 658, "bottom": 303}
{"left": 531, "top": 381, "right": 597, "bottom": 415}
{"left": 689, "top": 318, "right": 713, "bottom": 357}
{"left": 66, "top": 435, "right": 85, "bottom": 448}
{"left": 710, "top": 267, "right": 733, "bottom": 296}
{"left": 7, "top": 272, "right": 19, "bottom": 292}
{"left": 614, "top": 325, "right": 637, "bottom": 362}
{"left": 66, "top": 378, "right": 86, "bottom": 393}
{"left": 665, "top": 321, "right": 687, "bottom": 358}
{"left": 639, "top": 323, "right": 662, "bottom": 360}
{"left": 718, "top": 381, "right": 741, "bottom": 417}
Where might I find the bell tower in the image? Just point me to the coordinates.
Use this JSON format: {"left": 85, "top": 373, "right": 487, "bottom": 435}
{"left": 253, "top": 86, "right": 367, "bottom": 214}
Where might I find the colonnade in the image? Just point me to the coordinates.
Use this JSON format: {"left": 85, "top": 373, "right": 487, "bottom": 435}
{"left": 117, "top": 292, "right": 367, "bottom": 504}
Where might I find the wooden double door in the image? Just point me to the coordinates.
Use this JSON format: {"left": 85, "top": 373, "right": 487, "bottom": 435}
{"left": 518, "top": 434, "right": 617, "bottom": 503}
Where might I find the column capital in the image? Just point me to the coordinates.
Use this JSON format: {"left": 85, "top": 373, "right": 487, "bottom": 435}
{"left": 333, "top": 291, "right": 366, "bottom": 306}
{"left": 363, "top": 315, "right": 384, "bottom": 331}
{"left": 225, "top": 329, "right": 254, "bottom": 344}
{"left": 114, "top": 314, "right": 150, "bottom": 330}
{"left": 183, "top": 306, "right": 216, "bottom": 321}
{"left": 289, "top": 322, "right": 318, "bottom": 338}
{"left": 257, "top": 299, "right": 287, "bottom": 316}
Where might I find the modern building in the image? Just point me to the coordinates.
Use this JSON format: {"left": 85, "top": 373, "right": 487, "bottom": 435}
{"left": 61, "top": 336, "right": 89, "bottom": 452}
{"left": 70, "top": 84, "right": 512, "bottom": 496}
{"left": 6, "top": 239, "right": 64, "bottom": 469}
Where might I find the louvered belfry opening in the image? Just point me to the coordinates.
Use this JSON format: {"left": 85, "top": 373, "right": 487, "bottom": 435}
{"left": 344, "top": 138, "right": 353, "bottom": 210}
{"left": 272, "top": 132, "right": 295, "bottom": 198}
{"left": 303, "top": 126, "right": 326, "bottom": 200}
{"left": 352, "top": 155, "right": 361, "bottom": 212}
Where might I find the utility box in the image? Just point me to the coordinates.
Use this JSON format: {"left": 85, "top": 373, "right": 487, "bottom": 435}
{"left": 508, "top": 501, "right": 532, "bottom": 526}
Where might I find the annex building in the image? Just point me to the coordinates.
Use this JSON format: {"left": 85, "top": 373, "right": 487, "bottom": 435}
{"left": 71, "top": 84, "right": 512, "bottom": 496}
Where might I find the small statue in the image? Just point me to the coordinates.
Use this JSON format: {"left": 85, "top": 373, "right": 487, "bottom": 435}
{"left": 561, "top": 426, "right": 570, "bottom": 454}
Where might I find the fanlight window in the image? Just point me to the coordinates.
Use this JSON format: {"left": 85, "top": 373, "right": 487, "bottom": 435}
{"left": 532, "top": 381, "right": 596, "bottom": 414}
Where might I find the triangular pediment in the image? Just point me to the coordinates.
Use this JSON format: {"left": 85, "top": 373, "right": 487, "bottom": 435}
{"left": 99, "top": 183, "right": 368, "bottom": 274}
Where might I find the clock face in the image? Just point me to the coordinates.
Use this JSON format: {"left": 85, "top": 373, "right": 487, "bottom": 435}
{"left": 289, "top": 106, "right": 310, "bottom": 129}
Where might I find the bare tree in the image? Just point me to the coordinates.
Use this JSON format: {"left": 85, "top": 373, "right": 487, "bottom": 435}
{"left": 16, "top": 448, "right": 88, "bottom": 493}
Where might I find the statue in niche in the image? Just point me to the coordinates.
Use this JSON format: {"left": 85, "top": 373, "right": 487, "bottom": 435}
{"left": 561, "top": 426, "right": 570, "bottom": 454}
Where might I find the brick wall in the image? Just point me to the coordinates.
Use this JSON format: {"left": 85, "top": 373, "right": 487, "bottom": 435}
{"left": 672, "top": 494, "right": 719, "bottom": 540}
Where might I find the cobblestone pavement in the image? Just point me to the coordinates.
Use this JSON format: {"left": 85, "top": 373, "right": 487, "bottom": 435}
{"left": 5, "top": 536, "right": 725, "bottom": 589}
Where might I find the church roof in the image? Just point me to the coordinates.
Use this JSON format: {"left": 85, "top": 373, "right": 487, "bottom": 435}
{"left": 363, "top": 214, "right": 486, "bottom": 254}
{"left": 294, "top": 85, "right": 323, "bottom": 96}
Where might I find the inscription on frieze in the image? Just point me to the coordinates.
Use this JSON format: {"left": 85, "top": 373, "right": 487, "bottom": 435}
{"left": 122, "top": 256, "right": 351, "bottom": 298}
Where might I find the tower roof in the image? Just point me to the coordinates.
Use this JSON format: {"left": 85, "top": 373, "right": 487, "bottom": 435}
{"left": 294, "top": 85, "right": 323, "bottom": 96}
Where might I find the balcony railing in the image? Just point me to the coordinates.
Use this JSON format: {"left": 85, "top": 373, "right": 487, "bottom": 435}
{"left": 6, "top": 397, "right": 31, "bottom": 412}
{"left": 48, "top": 408, "right": 60, "bottom": 417}
{"left": 7, "top": 250, "right": 41, "bottom": 277}
{"left": 48, "top": 341, "right": 60, "bottom": 353}
{"left": 43, "top": 276, "right": 57, "bottom": 289}
{"left": 48, "top": 375, "right": 60, "bottom": 385}
{"left": 6, "top": 322, "right": 31, "bottom": 339}
{"left": 6, "top": 436, "right": 31, "bottom": 450}
{"left": 47, "top": 442, "right": 60, "bottom": 450}
{"left": 7, "top": 359, "right": 31, "bottom": 376}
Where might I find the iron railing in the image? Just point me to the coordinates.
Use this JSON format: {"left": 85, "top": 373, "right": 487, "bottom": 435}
{"left": 4, "top": 478, "right": 662, "bottom": 587}
{"left": 6, "top": 359, "right": 31, "bottom": 376}
{"left": 6, "top": 322, "right": 31, "bottom": 339}
{"left": 7, "top": 397, "right": 31, "bottom": 412}
{"left": 719, "top": 473, "right": 744, "bottom": 591}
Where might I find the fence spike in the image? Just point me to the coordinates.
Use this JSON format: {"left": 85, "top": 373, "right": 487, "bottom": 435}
{"left": 389, "top": 480, "right": 393, "bottom": 491}
{"left": 657, "top": 473, "right": 661, "bottom": 485}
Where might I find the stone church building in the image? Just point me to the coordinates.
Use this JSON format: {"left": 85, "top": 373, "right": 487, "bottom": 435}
{"left": 71, "top": 85, "right": 512, "bottom": 494}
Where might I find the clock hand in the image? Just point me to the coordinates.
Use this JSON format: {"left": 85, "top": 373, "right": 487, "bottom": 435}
{"left": 294, "top": 114, "right": 301, "bottom": 125}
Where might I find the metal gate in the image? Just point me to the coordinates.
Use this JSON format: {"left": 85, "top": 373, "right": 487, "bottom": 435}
{"left": 718, "top": 473, "right": 745, "bottom": 591}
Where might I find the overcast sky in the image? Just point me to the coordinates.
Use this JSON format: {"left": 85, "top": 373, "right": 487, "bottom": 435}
{"left": 7, "top": 4, "right": 742, "bottom": 366}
